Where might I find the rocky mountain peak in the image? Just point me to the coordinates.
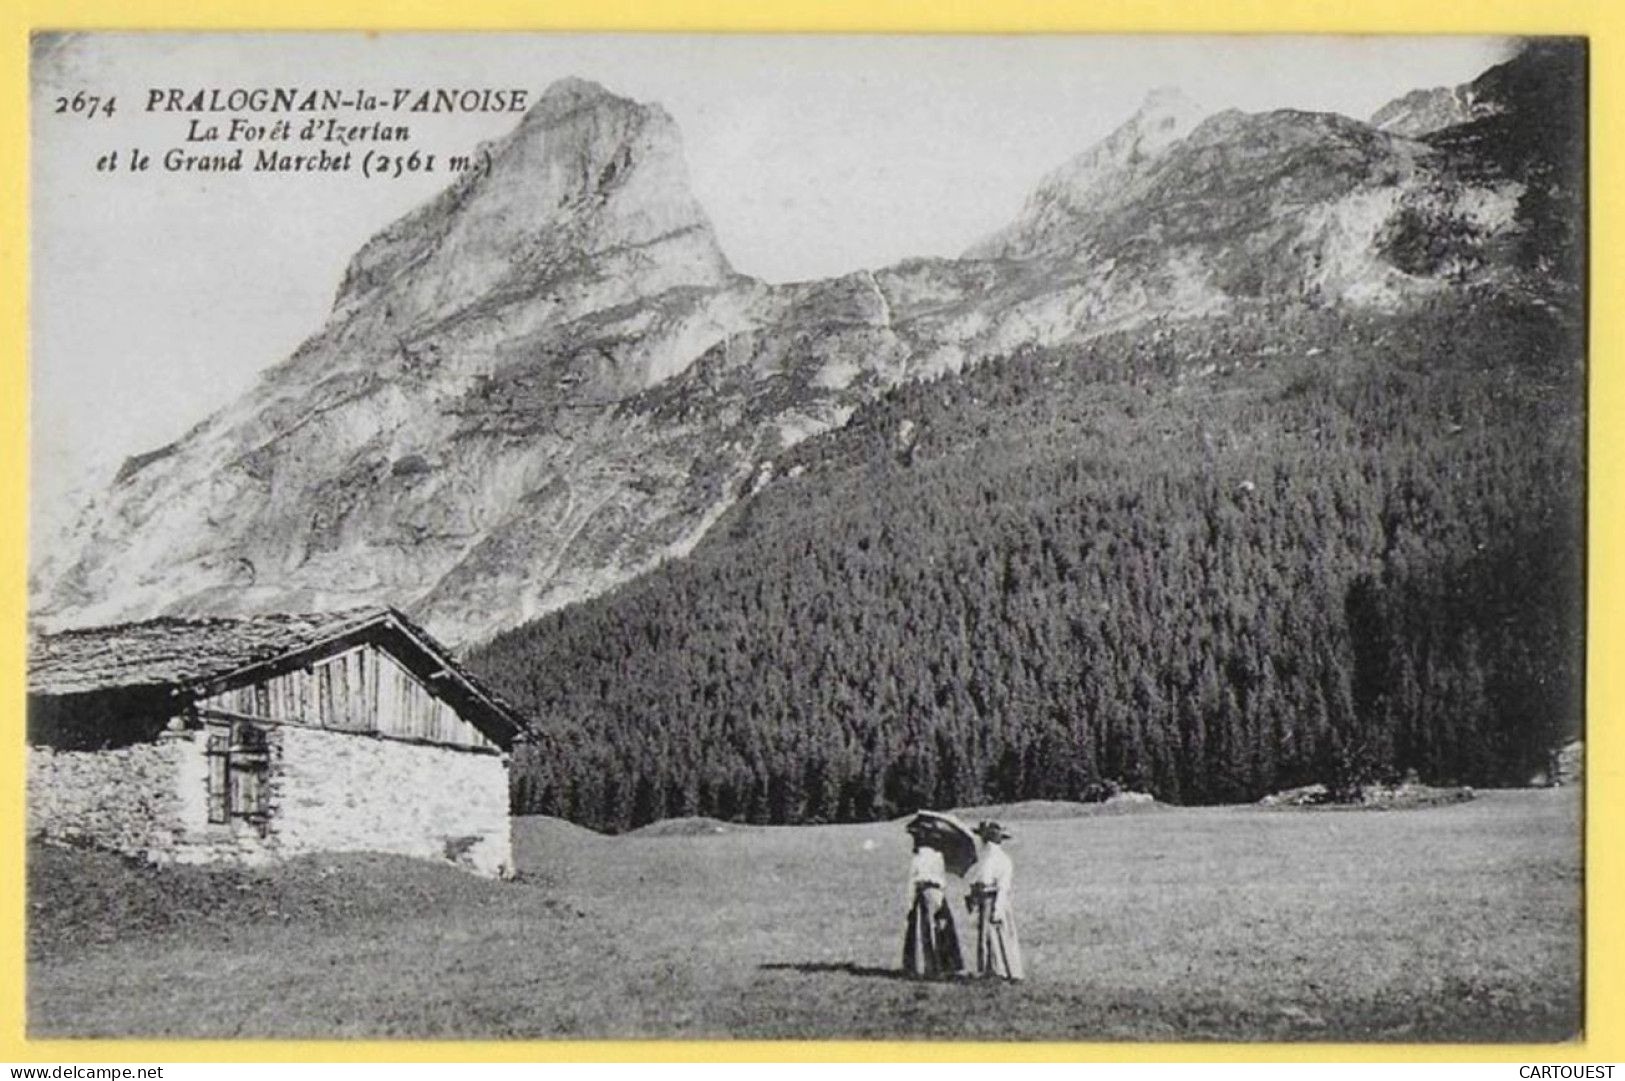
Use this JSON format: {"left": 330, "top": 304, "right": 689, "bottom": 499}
{"left": 331, "top": 77, "right": 732, "bottom": 334}
{"left": 1369, "top": 84, "right": 1490, "bottom": 137}
{"left": 1369, "top": 42, "right": 1581, "bottom": 140}
{"left": 33, "top": 45, "right": 1583, "bottom": 646}
{"left": 964, "top": 85, "right": 1206, "bottom": 261}
{"left": 527, "top": 75, "right": 617, "bottom": 114}
{"left": 29, "top": 75, "right": 754, "bottom": 640}
{"left": 1124, "top": 85, "right": 1206, "bottom": 153}
{"left": 1178, "top": 106, "right": 1387, "bottom": 154}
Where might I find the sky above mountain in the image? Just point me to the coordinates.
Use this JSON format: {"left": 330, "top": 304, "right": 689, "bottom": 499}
{"left": 30, "top": 32, "right": 1514, "bottom": 526}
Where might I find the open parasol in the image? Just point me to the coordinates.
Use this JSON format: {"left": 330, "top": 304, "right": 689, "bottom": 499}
{"left": 905, "top": 809, "right": 979, "bottom": 878}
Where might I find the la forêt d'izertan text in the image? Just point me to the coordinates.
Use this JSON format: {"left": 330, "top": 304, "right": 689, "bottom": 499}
{"left": 51, "top": 86, "right": 532, "bottom": 178}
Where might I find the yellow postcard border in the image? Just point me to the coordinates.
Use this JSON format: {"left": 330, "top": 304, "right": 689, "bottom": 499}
{"left": 1, "top": 0, "right": 1618, "bottom": 1063}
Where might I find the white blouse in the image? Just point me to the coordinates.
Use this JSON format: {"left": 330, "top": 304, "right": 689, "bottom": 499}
{"left": 971, "top": 843, "right": 1014, "bottom": 920}
{"left": 908, "top": 846, "right": 947, "bottom": 889}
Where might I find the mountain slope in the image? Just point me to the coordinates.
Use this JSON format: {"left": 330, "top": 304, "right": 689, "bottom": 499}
{"left": 1370, "top": 84, "right": 1496, "bottom": 137}
{"left": 334, "top": 77, "right": 735, "bottom": 336}
{"left": 33, "top": 43, "right": 1584, "bottom": 647}
{"left": 969, "top": 93, "right": 1534, "bottom": 311}
{"left": 472, "top": 292, "right": 1583, "bottom": 830}
{"left": 460, "top": 41, "right": 1585, "bottom": 829}
{"left": 32, "top": 81, "right": 830, "bottom": 642}
{"left": 965, "top": 86, "right": 1208, "bottom": 261}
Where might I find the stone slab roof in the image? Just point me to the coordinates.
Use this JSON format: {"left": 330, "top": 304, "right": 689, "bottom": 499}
{"left": 28, "top": 607, "right": 527, "bottom": 747}
{"left": 30, "top": 609, "right": 381, "bottom": 695}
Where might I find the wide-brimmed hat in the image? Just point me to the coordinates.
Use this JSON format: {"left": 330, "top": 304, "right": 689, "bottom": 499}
{"left": 974, "top": 820, "right": 1012, "bottom": 842}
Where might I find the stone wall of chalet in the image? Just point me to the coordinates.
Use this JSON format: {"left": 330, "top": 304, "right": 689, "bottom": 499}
{"left": 169, "top": 723, "right": 279, "bottom": 865}
{"left": 29, "top": 722, "right": 510, "bottom": 877}
{"left": 273, "top": 725, "right": 511, "bottom": 877}
{"left": 28, "top": 728, "right": 279, "bottom": 865}
{"left": 27, "top": 736, "right": 187, "bottom": 860}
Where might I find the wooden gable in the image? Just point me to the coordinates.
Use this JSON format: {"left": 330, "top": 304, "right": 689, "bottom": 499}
{"left": 195, "top": 639, "right": 499, "bottom": 752}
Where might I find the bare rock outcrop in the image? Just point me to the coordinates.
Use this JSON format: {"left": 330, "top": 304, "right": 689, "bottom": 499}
{"left": 34, "top": 45, "right": 1580, "bottom": 646}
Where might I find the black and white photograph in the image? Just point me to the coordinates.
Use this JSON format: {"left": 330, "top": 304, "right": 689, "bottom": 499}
{"left": 25, "top": 32, "right": 1585, "bottom": 1043}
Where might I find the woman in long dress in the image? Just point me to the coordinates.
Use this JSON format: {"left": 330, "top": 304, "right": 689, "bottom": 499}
{"left": 902, "top": 823, "right": 966, "bottom": 979}
{"left": 967, "top": 820, "right": 1025, "bottom": 981}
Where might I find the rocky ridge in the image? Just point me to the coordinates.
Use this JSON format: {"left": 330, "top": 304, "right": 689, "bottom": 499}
{"left": 1369, "top": 83, "right": 1497, "bottom": 138}
{"left": 32, "top": 44, "right": 1578, "bottom": 646}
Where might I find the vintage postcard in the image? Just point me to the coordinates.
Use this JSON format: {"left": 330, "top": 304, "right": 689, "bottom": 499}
{"left": 22, "top": 31, "right": 1587, "bottom": 1048}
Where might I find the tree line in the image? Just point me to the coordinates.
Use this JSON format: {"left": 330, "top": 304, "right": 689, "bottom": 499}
{"left": 468, "top": 292, "right": 1583, "bottom": 832}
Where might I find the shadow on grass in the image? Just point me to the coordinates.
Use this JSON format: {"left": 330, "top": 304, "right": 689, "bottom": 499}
{"left": 758, "top": 961, "right": 916, "bottom": 981}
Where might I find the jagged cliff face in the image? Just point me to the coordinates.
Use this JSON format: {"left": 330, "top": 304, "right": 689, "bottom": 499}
{"left": 33, "top": 78, "right": 990, "bottom": 644}
{"left": 33, "top": 79, "right": 770, "bottom": 644}
{"left": 332, "top": 78, "right": 735, "bottom": 353}
{"left": 964, "top": 88, "right": 1531, "bottom": 310}
{"left": 34, "top": 45, "right": 1579, "bottom": 646}
{"left": 1369, "top": 84, "right": 1496, "bottom": 137}
{"left": 966, "top": 86, "right": 1208, "bottom": 262}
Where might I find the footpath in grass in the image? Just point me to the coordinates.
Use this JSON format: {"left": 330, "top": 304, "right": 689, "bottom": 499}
{"left": 26, "top": 788, "right": 1580, "bottom": 1042}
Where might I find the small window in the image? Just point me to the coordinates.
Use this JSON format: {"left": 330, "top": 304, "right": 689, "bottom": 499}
{"left": 206, "top": 730, "right": 229, "bottom": 824}
{"left": 206, "top": 721, "right": 271, "bottom": 831}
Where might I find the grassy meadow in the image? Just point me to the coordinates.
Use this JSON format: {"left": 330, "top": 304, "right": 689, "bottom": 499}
{"left": 26, "top": 789, "right": 1580, "bottom": 1043}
